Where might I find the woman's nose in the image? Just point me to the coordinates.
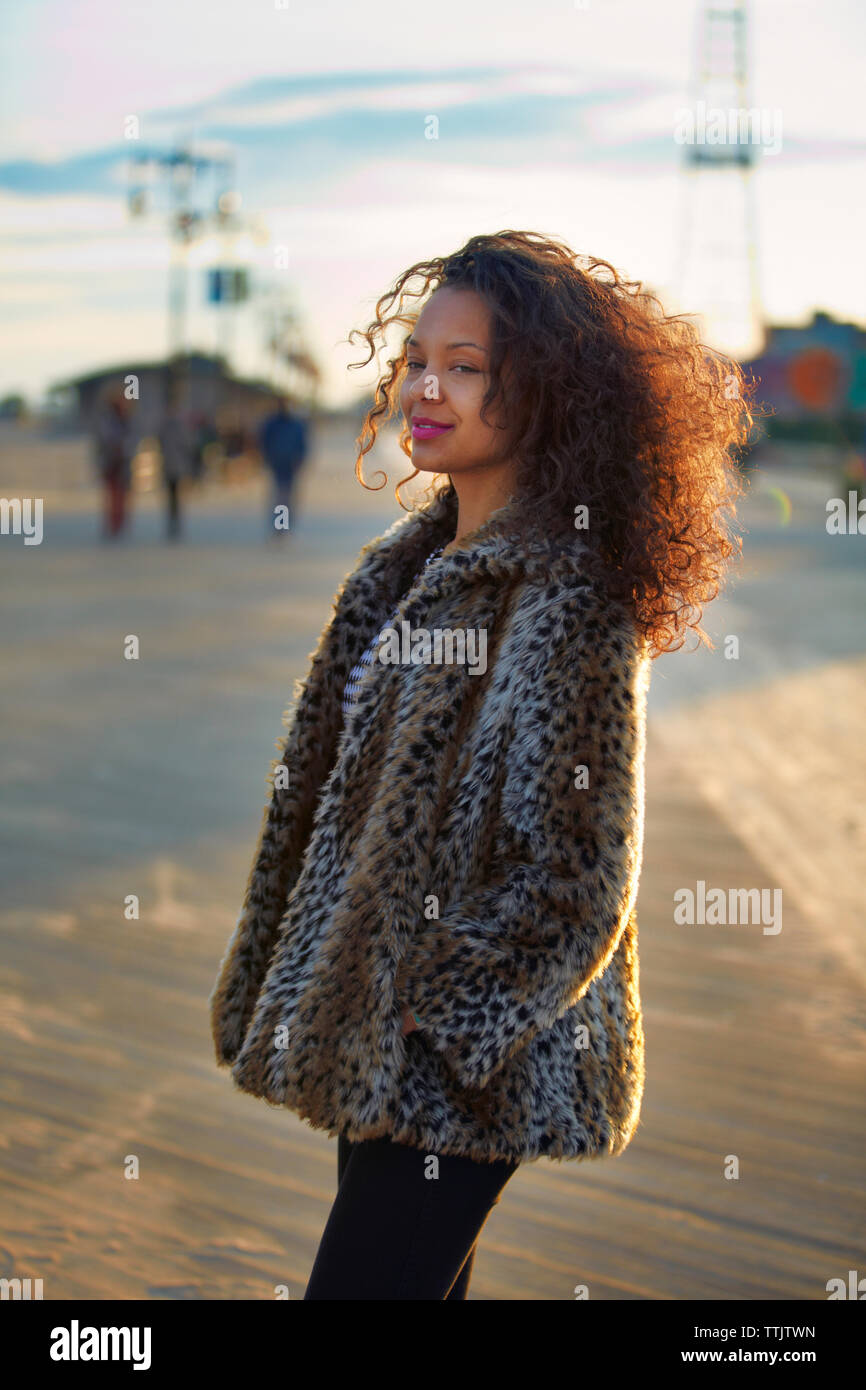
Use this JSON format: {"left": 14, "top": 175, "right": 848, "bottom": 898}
{"left": 409, "top": 372, "right": 443, "bottom": 403}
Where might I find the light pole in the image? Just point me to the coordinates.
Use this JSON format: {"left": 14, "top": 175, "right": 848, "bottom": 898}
{"left": 127, "top": 141, "right": 236, "bottom": 362}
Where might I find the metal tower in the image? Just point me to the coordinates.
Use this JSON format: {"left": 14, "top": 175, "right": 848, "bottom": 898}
{"left": 675, "top": 0, "right": 765, "bottom": 359}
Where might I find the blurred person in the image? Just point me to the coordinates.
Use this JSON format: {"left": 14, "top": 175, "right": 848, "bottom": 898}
{"left": 210, "top": 230, "right": 754, "bottom": 1300}
{"left": 94, "top": 386, "right": 136, "bottom": 540}
{"left": 158, "top": 384, "right": 194, "bottom": 541}
{"left": 257, "top": 394, "right": 309, "bottom": 540}
{"left": 190, "top": 412, "right": 218, "bottom": 483}
{"left": 219, "top": 410, "right": 249, "bottom": 483}
{"left": 844, "top": 420, "right": 866, "bottom": 503}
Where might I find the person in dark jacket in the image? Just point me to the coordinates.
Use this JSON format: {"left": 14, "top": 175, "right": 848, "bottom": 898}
{"left": 258, "top": 395, "right": 309, "bottom": 540}
{"left": 158, "top": 382, "right": 193, "bottom": 541}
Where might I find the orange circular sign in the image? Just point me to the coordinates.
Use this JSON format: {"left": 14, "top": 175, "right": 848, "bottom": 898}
{"left": 787, "top": 347, "right": 844, "bottom": 408}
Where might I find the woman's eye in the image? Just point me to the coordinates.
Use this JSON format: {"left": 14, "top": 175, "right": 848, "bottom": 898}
{"left": 406, "top": 361, "right": 477, "bottom": 373}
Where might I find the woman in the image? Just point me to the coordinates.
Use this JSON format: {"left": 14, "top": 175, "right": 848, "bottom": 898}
{"left": 209, "top": 230, "right": 752, "bottom": 1299}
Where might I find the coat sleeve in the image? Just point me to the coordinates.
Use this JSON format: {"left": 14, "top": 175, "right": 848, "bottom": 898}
{"left": 209, "top": 567, "right": 364, "bottom": 1067}
{"left": 394, "top": 589, "right": 649, "bottom": 1091}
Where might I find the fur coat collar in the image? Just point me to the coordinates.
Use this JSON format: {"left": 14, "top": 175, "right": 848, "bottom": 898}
{"left": 210, "top": 482, "right": 651, "bottom": 1164}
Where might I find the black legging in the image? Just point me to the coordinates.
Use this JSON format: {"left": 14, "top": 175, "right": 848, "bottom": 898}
{"left": 304, "top": 1132, "right": 519, "bottom": 1300}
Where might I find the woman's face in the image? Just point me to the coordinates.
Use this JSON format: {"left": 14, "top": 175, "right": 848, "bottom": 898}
{"left": 399, "top": 286, "right": 513, "bottom": 478}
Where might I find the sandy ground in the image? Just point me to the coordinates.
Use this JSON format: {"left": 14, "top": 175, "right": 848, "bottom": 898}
{"left": 1, "top": 423, "right": 864, "bottom": 1299}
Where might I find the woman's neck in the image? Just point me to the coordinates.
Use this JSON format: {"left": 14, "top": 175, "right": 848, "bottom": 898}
{"left": 442, "top": 467, "right": 517, "bottom": 554}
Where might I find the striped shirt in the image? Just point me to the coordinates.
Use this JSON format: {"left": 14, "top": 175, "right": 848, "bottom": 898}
{"left": 341, "top": 543, "right": 446, "bottom": 719}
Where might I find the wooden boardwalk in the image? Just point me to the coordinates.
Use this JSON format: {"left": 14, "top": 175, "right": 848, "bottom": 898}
{"left": 1, "top": 443, "right": 864, "bottom": 1299}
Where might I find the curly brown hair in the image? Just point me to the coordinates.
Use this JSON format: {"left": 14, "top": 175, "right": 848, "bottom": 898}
{"left": 347, "top": 229, "right": 756, "bottom": 657}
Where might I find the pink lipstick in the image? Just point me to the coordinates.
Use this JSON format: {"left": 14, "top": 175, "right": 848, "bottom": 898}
{"left": 411, "top": 418, "right": 454, "bottom": 440}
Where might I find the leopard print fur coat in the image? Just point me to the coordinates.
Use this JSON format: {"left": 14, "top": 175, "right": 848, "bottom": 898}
{"left": 209, "top": 482, "right": 651, "bottom": 1164}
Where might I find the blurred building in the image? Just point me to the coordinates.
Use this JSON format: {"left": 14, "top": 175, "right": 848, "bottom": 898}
{"left": 743, "top": 311, "right": 866, "bottom": 444}
{"left": 50, "top": 353, "right": 280, "bottom": 438}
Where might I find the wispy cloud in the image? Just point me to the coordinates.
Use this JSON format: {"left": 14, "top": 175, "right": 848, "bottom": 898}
{"left": 3, "top": 63, "right": 863, "bottom": 209}
{"left": 0, "top": 66, "right": 665, "bottom": 198}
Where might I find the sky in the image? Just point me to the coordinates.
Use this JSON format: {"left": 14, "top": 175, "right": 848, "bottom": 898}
{"left": 0, "top": 0, "right": 864, "bottom": 407}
